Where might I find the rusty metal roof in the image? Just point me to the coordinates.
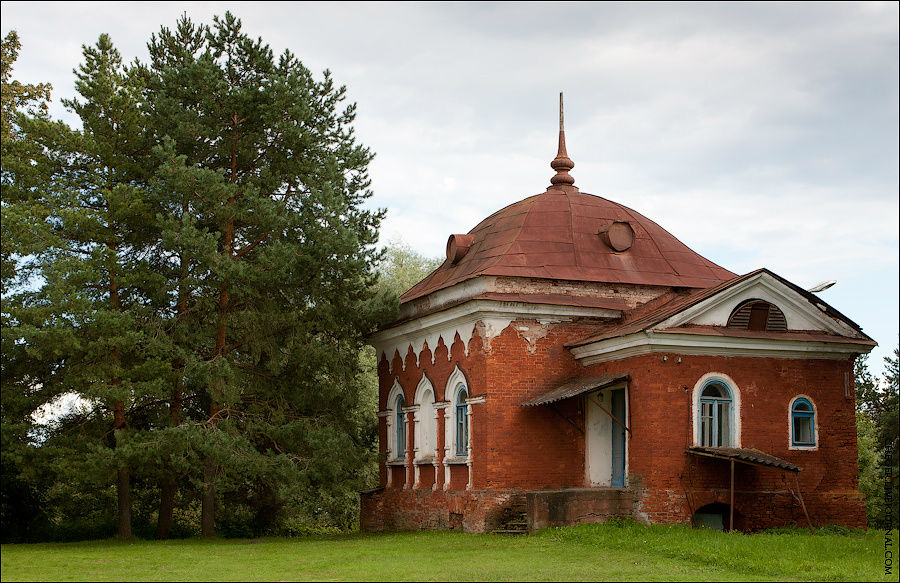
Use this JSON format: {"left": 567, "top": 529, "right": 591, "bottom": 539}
{"left": 401, "top": 188, "right": 736, "bottom": 303}
{"left": 687, "top": 446, "right": 801, "bottom": 472}
{"left": 520, "top": 373, "right": 629, "bottom": 407}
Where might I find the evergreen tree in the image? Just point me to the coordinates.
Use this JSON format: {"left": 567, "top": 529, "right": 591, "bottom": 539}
{"left": 140, "top": 13, "right": 389, "bottom": 536}
{"left": 6, "top": 33, "right": 163, "bottom": 540}
{"left": 1, "top": 29, "right": 54, "bottom": 543}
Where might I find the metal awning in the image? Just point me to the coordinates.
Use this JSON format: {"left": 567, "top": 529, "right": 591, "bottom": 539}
{"left": 520, "top": 373, "right": 629, "bottom": 407}
{"left": 686, "top": 446, "right": 811, "bottom": 534}
{"left": 686, "top": 446, "right": 802, "bottom": 472}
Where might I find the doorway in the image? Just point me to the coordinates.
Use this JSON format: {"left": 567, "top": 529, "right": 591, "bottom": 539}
{"left": 586, "top": 385, "right": 628, "bottom": 487}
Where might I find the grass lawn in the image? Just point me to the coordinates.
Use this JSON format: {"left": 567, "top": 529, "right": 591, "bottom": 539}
{"left": 1, "top": 521, "right": 894, "bottom": 581}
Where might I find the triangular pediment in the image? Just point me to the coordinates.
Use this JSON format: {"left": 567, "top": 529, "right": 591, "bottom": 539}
{"left": 655, "top": 271, "right": 865, "bottom": 339}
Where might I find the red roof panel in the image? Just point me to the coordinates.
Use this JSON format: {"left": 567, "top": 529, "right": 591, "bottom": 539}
{"left": 401, "top": 185, "right": 736, "bottom": 303}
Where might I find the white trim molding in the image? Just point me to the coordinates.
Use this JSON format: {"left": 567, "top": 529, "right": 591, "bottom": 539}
{"left": 370, "top": 298, "right": 620, "bottom": 369}
{"left": 572, "top": 330, "right": 873, "bottom": 365}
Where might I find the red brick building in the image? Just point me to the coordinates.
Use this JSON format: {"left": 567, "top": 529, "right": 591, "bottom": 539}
{"left": 361, "top": 108, "right": 875, "bottom": 533}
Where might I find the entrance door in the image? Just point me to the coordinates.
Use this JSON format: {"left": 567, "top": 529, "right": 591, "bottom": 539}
{"left": 585, "top": 385, "right": 628, "bottom": 487}
{"left": 610, "top": 388, "right": 626, "bottom": 488}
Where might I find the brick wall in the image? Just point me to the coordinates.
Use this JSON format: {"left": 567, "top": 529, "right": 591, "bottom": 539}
{"left": 372, "top": 314, "right": 866, "bottom": 531}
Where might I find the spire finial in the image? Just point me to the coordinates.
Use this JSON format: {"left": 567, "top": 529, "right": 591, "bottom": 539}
{"left": 550, "top": 92, "right": 576, "bottom": 188}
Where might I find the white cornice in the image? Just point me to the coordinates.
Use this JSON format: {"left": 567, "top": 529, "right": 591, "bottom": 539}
{"left": 572, "top": 330, "right": 874, "bottom": 365}
{"left": 370, "top": 299, "right": 620, "bottom": 368}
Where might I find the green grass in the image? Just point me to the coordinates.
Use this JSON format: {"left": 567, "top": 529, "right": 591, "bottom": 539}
{"left": 1, "top": 522, "right": 894, "bottom": 581}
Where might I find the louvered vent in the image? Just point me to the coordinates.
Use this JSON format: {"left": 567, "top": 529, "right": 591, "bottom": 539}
{"left": 727, "top": 299, "right": 787, "bottom": 332}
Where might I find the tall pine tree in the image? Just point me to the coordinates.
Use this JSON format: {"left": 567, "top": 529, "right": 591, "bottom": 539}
{"left": 141, "top": 13, "right": 388, "bottom": 536}
{"left": 8, "top": 33, "right": 162, "bottom": 540}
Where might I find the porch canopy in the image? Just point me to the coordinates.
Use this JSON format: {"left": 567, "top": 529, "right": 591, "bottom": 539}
{"left": 520, "top": 373, "right": 629, "bottom": 407}
{"left": 686, "top": 446, "right": 801, "bottom": 472}
{"left": 685, "top": 446, "right": 810, "bottom": 533}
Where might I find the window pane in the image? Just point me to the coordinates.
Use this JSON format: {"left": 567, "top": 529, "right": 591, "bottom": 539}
{"left": 793, "top": 400, "right": 811, "bottom": 412}
{"left": 702, "top": 383, "right": 726, "bottom": 398}
{"left": 794, "top": 416, "right": 813, "bottom": 445}
{"left": 456, "top": 402, "right": 468, "bottom": 456}
{"left": 396, "top": 396, "right": 406, "bottom": 456}
{"left": 718, "top": 402, "right": 730, "bottom": 447}
{"left": 701, "top": 402, "right": 712, "bottom": 446}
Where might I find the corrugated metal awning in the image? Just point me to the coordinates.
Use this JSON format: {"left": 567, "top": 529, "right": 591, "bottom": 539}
{"left": 520, "top": 373, "right": 629, "bottom": 407}
{"left": 686, "top": 446, "right": 801, "bottom": 472}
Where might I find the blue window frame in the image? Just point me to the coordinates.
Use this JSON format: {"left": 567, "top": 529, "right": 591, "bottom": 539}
{"left": 396, "top": 394, "right": 406, "bottom": 457}
{"left": 455, "top": 386, "right": 469, "bottom": 457}
{"left": 791, "top": 398, "right": 815, "bottom": 447}
{"left": 699, "top": 381, "right": 732, "bottom": 447}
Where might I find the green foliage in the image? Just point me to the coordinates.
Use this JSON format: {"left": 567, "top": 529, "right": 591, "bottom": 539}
{"left": 854, "top": 350, "right": 899, "bottom": 529}
{"left": 2, "top": 13, "right": 403, "bottom": 541}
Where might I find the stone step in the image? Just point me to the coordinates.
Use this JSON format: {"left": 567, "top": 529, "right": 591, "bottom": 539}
{"left": 492, "top": 528, "right": 528, "bottom": 535}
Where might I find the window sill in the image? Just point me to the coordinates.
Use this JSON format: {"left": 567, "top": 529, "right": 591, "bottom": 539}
{"left": 414, "top": 456, "right": 435, "bottom": 465}
{"left": 386, "top": 459, "right": 406, "bottom": 466}
{"left": 789, "top": 445, "right": 818, "bottom": 451}
{"left": 444, "top": 456, "right": 469, "bottom": 465}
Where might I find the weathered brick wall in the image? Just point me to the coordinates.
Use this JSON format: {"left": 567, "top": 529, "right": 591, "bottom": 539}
{"left": 582, "top": 352, "right": 866, "bottom": 529}
{"left": 360, "top": 488, "right": 526, "bottom": 532}
{"left": 372, "top": 312, "right": 865, "bottom": 531}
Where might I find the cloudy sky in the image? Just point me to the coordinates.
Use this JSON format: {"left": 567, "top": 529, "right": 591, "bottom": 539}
{"left": 3, "top": 1, "right": 898, "bottom": 371}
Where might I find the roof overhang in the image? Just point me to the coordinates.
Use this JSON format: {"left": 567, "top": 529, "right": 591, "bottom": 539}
{"left": 570, "top": 329, "right": 875, "bottom": 365}
{"left": 520, "top": 373, "right": 629, "bottom": 407}
{"left": 686, "top": 446, "right": 801, "bottom": 472}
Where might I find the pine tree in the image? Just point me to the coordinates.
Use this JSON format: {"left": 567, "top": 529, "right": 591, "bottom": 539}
{"left": 1, "top": 29, "right": 54, "bottom": 543}
{"left": 8, "top": 33, "right": 163, "bottom": 540}
{"left": 141, "top": 13, "right": 389, "bottom": 536}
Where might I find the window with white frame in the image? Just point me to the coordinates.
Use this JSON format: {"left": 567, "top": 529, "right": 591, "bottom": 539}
{"left": 694, "top": 377, "right": 739, "bottom": 448}
{"left": 415, "top": 375, "right": 436, "bottom": 460}
{"left": 454, "top": 385, "right": 469, "bottom": 457}
{"left": 790, "top": 396, "right": 816, "bottom": 448}
{"left": 386, "top": 381, "right": 407, "bottom": 461}
{"left": 444, "top": 366, "right": 470, "bottom": 460}
{"left": 395, "top": 393, "right": 406, "bottom": 458}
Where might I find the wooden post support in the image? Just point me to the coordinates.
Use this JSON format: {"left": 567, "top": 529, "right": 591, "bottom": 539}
{"left": 794, "top": 473, "right": 815, "bottom": 535}
{"left": 729, "top": 459, "right": 735, "bottom": 532}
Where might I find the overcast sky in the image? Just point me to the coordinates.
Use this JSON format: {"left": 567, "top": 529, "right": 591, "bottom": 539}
{"left": 3, "top": 1, "right": 898, "bottom": 372}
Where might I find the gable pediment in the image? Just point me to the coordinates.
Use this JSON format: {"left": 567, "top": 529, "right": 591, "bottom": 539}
{"left": 655, "top": 271, "right": 864, "bottom": 338}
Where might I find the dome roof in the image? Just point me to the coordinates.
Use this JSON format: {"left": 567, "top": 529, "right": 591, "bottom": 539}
{"left": 400, "top": 96, "right": 735, "bottom": 304}
{"left": 401, "top": 187, "right": 736, "bottom": 303}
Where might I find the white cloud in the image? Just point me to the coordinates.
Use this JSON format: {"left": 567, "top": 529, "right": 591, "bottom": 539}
{"left": 3, "top": 0, "right": 897, "bottom": 370}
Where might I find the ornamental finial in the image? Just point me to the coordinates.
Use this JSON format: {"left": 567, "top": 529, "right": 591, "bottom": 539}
{"left": 550, "top": 92, "right": 575, "bottom": 188}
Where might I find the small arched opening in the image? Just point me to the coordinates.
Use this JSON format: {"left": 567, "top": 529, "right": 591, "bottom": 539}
{"left": 692, "top": 502, "right": 735, "bottom": 531}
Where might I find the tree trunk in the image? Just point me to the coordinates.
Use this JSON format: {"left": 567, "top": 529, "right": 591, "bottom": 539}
{"left": 156, "top": 383, "right": 182, "bottom": 539}
{"left": 113, "top": 400, "right": 131, "bottom": 540}
{"left": 117, "top": 466, "right": 132, "bottom": 540}
{"left": 201, "top": 459, "right": 216, "bottom": 537}
{"left": 156, "top": 474, "right": 176, "bottom": 539}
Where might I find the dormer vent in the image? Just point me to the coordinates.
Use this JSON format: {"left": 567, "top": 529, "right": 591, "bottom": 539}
{"left": 446, "top": 234, "right": 475, "bottom": 264}
{"left": 598, "top": 221, "right": 635, "bottom": 252}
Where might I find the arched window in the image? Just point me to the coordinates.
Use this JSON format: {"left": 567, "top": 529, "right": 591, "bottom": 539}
{"left": 455, "top": 385, "right": 469, "bottom": 457}
{"left": 414, "top": 375, "right": 436, "bottom": 460}
{"left": 790, "top": 397, "right": 816, "bottom": 447}
{"left": 699, "top": 380, "right": 733, "bottom": 447}
{"left": 727, "top": 299, "right": 787, "bottom": 332}
{"left": 395, "top": 393, "right": 406, "bottom": 458}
